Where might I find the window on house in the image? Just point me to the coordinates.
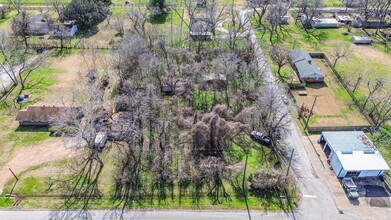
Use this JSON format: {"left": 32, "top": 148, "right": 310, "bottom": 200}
{"left": 346, "top": 171, "right": 360, "bottom": 177}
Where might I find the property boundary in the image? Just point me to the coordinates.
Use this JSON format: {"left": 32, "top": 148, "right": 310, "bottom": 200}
{"left": 290, "top": 52, "right": 375, "bottom": 132}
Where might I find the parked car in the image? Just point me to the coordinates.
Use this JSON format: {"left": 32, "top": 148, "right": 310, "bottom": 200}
{"left": 94, "top": 132, "right": 108, "bottom": 151}
{"left": 250, "top": 131, "right": 271, "bottom": 147}
{"left": 342, "top": 177, "right": 359, "bottom": 199}
{"left": 281, "top": 95, "right": 289, "bottom": 105}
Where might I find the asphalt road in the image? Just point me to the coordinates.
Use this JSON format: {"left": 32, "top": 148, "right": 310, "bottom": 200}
{"left": 239, "top": 9, "right": 342, "bottom": 220}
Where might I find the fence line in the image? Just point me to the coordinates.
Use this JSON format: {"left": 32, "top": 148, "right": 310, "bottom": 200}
{"left": 309, "top": 52, "right": 376, "bottom": 127}
{"left": 291, "top": 52, "right": 375, "bottom": 133}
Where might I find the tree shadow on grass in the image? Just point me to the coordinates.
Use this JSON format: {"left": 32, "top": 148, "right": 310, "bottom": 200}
{"left": 250, "top": 188, "right": 296, "bottom": 218}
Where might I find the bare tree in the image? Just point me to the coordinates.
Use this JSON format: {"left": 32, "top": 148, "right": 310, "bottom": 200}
{"left": 269, "top": 44, "right": 289, "bottom": 81}
{"left": 226, "top": 6, "right": 249, "bottom": 51}
{"left": 297, "top": 0, "right": 324, "bottom": 29}
{"left": 368, "top": 92, "right": 391, "bottom": 129}
{"left": 0, "top": 36, "right": 47, "bottom": 98}
{"left": 331, "top": 43, "right": 350, "bottom": 68}
{"left": 112, "top": 15, "right": 125, "bottom": 37}
{"left": 358, "top": 0, "right": 375, "bottom": 23}
{"left": 11, "top": 11, "right": 31, "bottom": 48}
{"left": 265, "top": 0, "right": 290, "bottom": 43}
{"left": 352, "top": 70, "right": 364, "bottom": 93}
{"left": 46, "top": 0, "right": 65, "bottom": 20}
{"left": 248, "top": 0, "right": 270, "bottom": 27}
{"left": 363, "top": 78, "right": 385, "bottom": 108}
{"left": 7, "top": 0, "right": 23, "bottom": 15}
{"left": 53, "top": 82, "right": 108, "bottom": 211}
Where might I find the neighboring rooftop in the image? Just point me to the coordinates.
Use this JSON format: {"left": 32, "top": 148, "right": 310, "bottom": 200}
{"left": 322, "top": 131, "right": 375, "bottom": 152}
{"left": 322, "top": 131, "right": 390, "bottom": 171}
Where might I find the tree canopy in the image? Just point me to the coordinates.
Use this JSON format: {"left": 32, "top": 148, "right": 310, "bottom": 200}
{"left": 61, "top": 0, "right": 111, "bottom": 30}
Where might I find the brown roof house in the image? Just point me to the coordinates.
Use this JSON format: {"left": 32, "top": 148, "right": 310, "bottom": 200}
{"left": 16, "top": 104, "right": 71, "bottom": 126}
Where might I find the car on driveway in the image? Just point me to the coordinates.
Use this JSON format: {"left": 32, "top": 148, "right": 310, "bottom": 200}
{"left": 342, "top": 177, "right": 359, "bottom": 199}
{"left": 250, "top": 131, "right": 271, "bottom": 147}
{"left": 281, "top": 95, "right": 289, "bottom": 105}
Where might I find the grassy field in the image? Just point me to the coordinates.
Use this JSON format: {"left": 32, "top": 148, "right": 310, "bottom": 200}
{"left": 1, "top": 144, "right": 298, "bottom": 210}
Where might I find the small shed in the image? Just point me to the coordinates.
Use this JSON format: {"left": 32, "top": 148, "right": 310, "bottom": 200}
{"left": 311, "top": 18, "right": 339, "bottom": 28}
{"left": 351, "top": 36, "right": 372, "bottom": 44}
{"left": 288, "top": 49, "right": 325, "bottom": 83}
{"left": 320, "top": 131, "right": 390, "bottom": 178}
{"left": 190, "top": 18, "right": 214, "bottom": 41}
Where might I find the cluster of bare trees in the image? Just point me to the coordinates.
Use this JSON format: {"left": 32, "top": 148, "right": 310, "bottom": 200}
{"left": 0, "top": 33, "right": 47, "bottom": 101}
{"left": 49, "top": 5, "right": 294, "bottom": 218}
{"left": 358, "top": 0, "right": 391, "bottom": 33}
{"left": 345, "top": 72, "right": 390, "bottom": 130}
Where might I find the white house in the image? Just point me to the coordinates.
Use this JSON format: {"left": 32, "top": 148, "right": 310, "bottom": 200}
{"left": 320, "top": 131, "right": 390, "bottom": 178}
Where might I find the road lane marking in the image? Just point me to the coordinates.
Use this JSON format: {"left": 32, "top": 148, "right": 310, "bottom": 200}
{"left": 303, "top": 194, "right": 317, "bottom": 198}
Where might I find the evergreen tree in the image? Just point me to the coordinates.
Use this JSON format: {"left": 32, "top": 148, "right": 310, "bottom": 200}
{"left": 62, "top": 0, "right": 111, "bottom": 30}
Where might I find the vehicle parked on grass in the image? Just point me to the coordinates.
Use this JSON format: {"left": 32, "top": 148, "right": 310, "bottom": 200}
{"left": 342, "top": 177, "right": 359, "bottom": 199}
{"left": 250, "top": 131, "right": 271, "bottom": 147}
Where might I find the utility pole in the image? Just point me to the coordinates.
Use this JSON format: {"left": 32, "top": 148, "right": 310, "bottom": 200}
{"left": 286, "top": 148, "right": 294, "bottom": 178}
{"left": 243, "top": 150, "right": 251, "bottom": 220}
{"left": 304, "top": 95, "right": 317, "bottom": 130}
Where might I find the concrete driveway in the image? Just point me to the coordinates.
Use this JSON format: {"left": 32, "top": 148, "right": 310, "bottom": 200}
{"left": 304, "top": 135, "right": 391, "bottom": 219}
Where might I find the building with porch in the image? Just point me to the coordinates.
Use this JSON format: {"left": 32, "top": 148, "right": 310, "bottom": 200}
{"left": 320, "top": 131, "right": 390, "bottom": 178}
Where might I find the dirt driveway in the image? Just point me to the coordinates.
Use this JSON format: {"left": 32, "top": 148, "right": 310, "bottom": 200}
{"left": 0, "top": 138, "right": 77, "bottom": 192}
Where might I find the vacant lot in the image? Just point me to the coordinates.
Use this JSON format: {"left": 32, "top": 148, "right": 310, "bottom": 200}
{"left": 292, "top": 59, "right": 369, "bottom": 127}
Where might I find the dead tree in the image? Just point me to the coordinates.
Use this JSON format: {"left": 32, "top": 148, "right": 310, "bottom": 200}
{"left": 269, "top": 44, "right": 289, "bottom": 81}
{"left": 7, "top": 0, "right": 22, "bottom": 15}
{"left": 247, "top": 0, "right": 270, "bottom": 27}
{"left": 226, "top": 6, "right": 249, "bottom": 51}
{"left": 254, "top": 88, "right": 291, "bottom": 156}
{"left": 11, "top": 11, "right": 32, "bottom": 48}
{"left": 363, "top": 78, "right": 385, "bottom": 109}
{"left": 368, "top": 92, "right": 391, "bottom": 129}
{"left": 265, "top": 1, "right": 290, "bottom": 44}
{"left": 331, "top": 43, "right": 350, "bottom": 68}
{"left": 53, "top": 83, "right": 108, "bottom": 211}
{"left": 0, "top": 36, "right": 47, "bottom": 98}
{"left": 112, "top": 15, "right": 125, "bottom": 37}
{"left": 46, "top": 0, "right": 65, "bottom": 20}
{"left": 298, "top": 0, "right": 324, "bottom": 29}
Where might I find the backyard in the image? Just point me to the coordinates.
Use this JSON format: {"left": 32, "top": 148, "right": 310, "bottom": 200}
{"left": 291, "top": 58, "right": 369, "bottom": 127}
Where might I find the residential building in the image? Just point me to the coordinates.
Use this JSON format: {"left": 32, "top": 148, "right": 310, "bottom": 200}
{"left": 320, "top": 131, "right": 390, "bottom": 178}
{"left": 288, "top": 49, "right": 325, "bottom": 83}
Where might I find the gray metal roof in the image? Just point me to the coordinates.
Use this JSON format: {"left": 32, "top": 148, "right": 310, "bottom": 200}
{"left": 322, "top": 131, "right": 376, "bottom": 152}
{"left": 288, "top": 49, "right": 325, "bottom": 79}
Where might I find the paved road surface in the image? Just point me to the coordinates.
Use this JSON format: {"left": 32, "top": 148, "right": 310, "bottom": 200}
{"left": 239, "top": 9, "right": 343, "bottom": 220}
